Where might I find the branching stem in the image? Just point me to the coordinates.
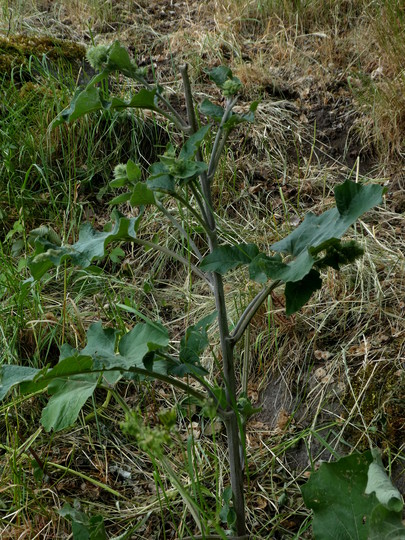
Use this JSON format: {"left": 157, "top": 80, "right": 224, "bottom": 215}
{"left": 228, "top": 280, "right": 282, "bottom": 347}
{"left": 135, "top": 74, "right": 190, "bottom": 133}
{"left": 180, "top": 64, "right": 216, "bottom": 236}
{"left": 207, "top": 96, "right": 238, "bottom": 182}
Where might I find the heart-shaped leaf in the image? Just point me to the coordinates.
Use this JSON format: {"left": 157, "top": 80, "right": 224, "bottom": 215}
{"left": 301, "top": 451, "right": 405, "bottom": 540}
{"left": 201, "top": 181, "right": 384, "bottom": 313}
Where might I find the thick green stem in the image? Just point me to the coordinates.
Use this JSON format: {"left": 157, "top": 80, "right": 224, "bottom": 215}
{"left": 215, "top": 278, "right": 246, "bottom": 537}
{"left": 181, "top": 65, "right": 247, "bottom": 537}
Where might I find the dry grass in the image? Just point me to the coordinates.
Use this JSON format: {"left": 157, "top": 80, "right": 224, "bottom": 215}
{"left": 0, "top": 0, "right": 404, "bottom": 538}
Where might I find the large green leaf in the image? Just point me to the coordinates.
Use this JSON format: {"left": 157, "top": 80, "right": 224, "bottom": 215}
{"left": 60, "top": 322, "right": 170, "bottom": 375}
{"left": 28, "top": 214, "right": 141, "bottom": 279}
{"left": 200, "top": 181, "right": 384, "bottom": 313}
{"left": 202, "top": 181, "right": 383, "bottom": 281}
{"left": 271, "top": 181, "right": 384, "bottom": 257}
{"left": 41, "top": 373, "right": 98, "bottom": 432}
{"left": 117, "top": 322, "right": 169, "bottom": 370}
{"left": 270, "top": 181, "right": 383, "bottom": 288}
{"left": 171, "top": 312, "right": 216, "bottom": 376}
{"left": 49, "top": 322, "right": 169, "bottom": 429}
{"left": 301, "top": 451, "right": 405, "bottom": 540}
{"left": 0, "top": 322, "right": 171, "bottom": 431}
{"left": 52, "top": 86, "right": 158, "bottom": 128}
{"left": 200, "top": 243, "right": 260, "bottom": 273}
{"left": 0, "top": 365, "right": 40, "bottom": 400}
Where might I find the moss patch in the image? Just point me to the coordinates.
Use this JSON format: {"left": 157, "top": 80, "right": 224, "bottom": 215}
{"left": 0, "top": 34, "right": 85, "bottom": 78}
{"left": 346, "top": 362, "right": 405, "bottom": 452}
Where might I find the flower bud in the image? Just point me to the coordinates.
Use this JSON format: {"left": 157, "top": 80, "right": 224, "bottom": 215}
{"left": 222, "top": 78, "right": 242, "bottom": 97}
{"left": 113, "top": 163, "right": 127, "bottom": 180}
{"left": 86, "top": 44, "right": 110, "bottom": 71}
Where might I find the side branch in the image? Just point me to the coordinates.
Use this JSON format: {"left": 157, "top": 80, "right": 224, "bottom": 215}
{"left": 135, "top": 74, "right": 190, "bottom": 133}
{"left": 228, "top": 280, "right": 282, "bottom": 347}
{"left": 207, "top": 96, "right": 238, "bottom": 182}
{"left": 180, "top": 64, "right": 216, "bottom": 237}
{"left": 179, "top": 64, "right": 199, "bottom": 133}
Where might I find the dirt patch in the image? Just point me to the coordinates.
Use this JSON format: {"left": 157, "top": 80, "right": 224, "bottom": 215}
{"left": 257, "top": 359, "right": 405, "bottom": 494}
{"left": 300, "top": 81, "right": 376, "bottom": 173}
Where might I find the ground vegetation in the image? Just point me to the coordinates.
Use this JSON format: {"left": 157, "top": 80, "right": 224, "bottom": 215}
{"left": 0, "top": 1, "right": 404, "bottom": 538}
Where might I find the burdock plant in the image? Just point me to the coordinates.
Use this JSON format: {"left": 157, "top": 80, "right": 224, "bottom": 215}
{"left": 0, "top": 42, "right": 386, "bottom": 538}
